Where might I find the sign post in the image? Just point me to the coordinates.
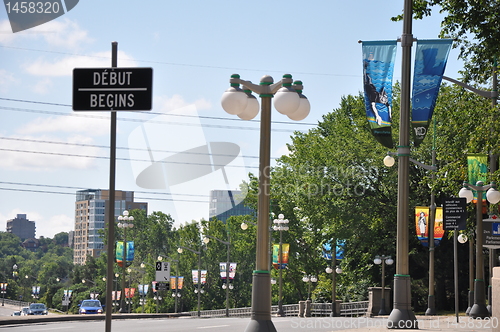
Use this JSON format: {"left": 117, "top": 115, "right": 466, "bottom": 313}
{"left": 155, "top": 261, "right": 171, "bottom": 282}
{"left": 483, "top": 216, "right": 500, "bottom": 249}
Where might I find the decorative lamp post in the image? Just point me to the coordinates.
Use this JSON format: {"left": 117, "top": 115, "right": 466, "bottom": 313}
{"left": 222, "top": 73, "right": 309, "bottom": 332}
{"left": 0, "top": 283, "right": 7, "bottom": 306}
{"left": 273, "top": 213, "right": 289, "bottom": 317}
{"left": 158, "top": 255, "right": 180, "bottom": 312}
{"left": 458, "top": 181, "right": 500, "bottom": 318}
{"left": 203, "top": 235, "right": 231, "bottom": 317}
{"left": 374, "top": 255, "right": 394, "bottom": 315}
{"left": 117, "top": 210, "right": 134, "bottom": 313}
{"left": 325, "top": 264, "right": 342, "bottom": 317}
{"left": 302, "top": 275, "right": 317, "bottom": 301}
{"left": 178, "top": 246, "right": 202, "bottom": 318}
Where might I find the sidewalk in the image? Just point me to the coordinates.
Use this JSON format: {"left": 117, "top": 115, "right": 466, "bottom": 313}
{"left": 338, "top": 315, "right": 498, "bottom": 331}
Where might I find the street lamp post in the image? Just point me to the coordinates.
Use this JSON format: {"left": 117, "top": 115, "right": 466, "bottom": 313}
{"left": 222, "top": 73, "right": 310, "bottom": 332}
{"left": 374, "top": 255, "right": 394, "bottom": 315}
{"left": 158, "top": 255, "right": 180, "bottom": 313}
{"left": 325, "top": 264, "right": 342, "bottom": 317}
{"left": 177, "top": 246, "right": 202, "bottom": 318}
{"left": 0, "top": 283, "right": 7, "bottom": 306}
{"left": 203, "top": 235, "right": 231, "bottom": 317}
{"left": 302, "top": 275, "right": 317, "bottom": 301}
{"left": 273, "top": 214, "right": 289, "bottom": 317}
{"left": 117, "top": 210, "right": 134, "bottom": 313}
{"left": 458, "top": 181, "right": 500, "bottom": 318}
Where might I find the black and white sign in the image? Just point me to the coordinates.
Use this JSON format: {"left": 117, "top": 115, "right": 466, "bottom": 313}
{"left": 73, "top": 67, "right": 153, "bottom": 111}
{"left": 155, "top": 261, "right": 170, "bottom": 282}
{"left": 483, "top": 216, "right": 500, "bottom": 249}
{"left": 443, "top": 197, "right": 467, "bottom": 230}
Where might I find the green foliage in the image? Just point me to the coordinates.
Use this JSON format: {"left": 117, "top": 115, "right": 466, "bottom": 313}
{"left": 393, "top": 0, "right": 500, "bottom": 83}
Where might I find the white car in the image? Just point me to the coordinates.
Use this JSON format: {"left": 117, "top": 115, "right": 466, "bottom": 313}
{"left": 20, "top": 307, "right": 29, "bottom": 316}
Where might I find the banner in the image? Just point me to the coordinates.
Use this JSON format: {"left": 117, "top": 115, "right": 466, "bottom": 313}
{"left": 322, "top": 239, "right": 345, "bottom": 260}
{"left": 192, "top": 270, "right": 207, "bottom": 284}
{"left": 124, "top": 288, "right": 135, "bottom": 299}
{"left": 272, "top": 243, "right": 290, "bottom": 270}
{"left": 411, "top": 39, "right": 452, "bottom": 146}
{"left": 219, "top": 262, "right": 237, "bottom": 279}
{"left": 468, "top": 154, "right": 488, "bottom": 202}
{"left": 177, "top": 276, "right": 184, "bottom": 289}
{"left": 362, "top": 40, "right": 397, "bottom": 148}
{"left": 115, "top": 241, "right": 135, "bottom": 267}
{"left": 415, "top": 206, "right": 445, "bottom": 247}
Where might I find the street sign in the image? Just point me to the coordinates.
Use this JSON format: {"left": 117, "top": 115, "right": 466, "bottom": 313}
{"left": 483, "top": 216, "right": 500, "bottom": 249}
{"left": 73, "top": 67, "right": 153, "bottom": 111}
{"left": 155, "top": 261, "right": 170, "bottom": 282}
{"left": 443, "top": 197, "right": 467, "bottom": 230}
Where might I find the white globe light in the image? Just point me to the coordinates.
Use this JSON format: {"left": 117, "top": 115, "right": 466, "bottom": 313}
{"left": 336, "top": 267, "right": 343, "bottom": 274}
{"left": 273, "top": 86, "right": 300, "bottom": 115}
{"left": 221, "top": 86, "right": 248, "bottom": 115}
{"left": 458, "top": 234, "right": 468, "bottom": 244}
{"left": 486, "top": 187, "right": 500, "bottom": 204}
{"left": 385, "top": 258, "right": 394, "bottom": 265}
{"left": 374, "top": 258, "right": 382, "bottom": 265}
{"left": 311, "top": 276, "right": 318, "bottom": 283}
{"left": 238, "top": 94, "right": 259, "bottom": 120}
{"left": 325, "top": 267, "right": 333, "bottom": 274}
{"left": 241, "top": 222, "right": 248, "bottom": 230}
{"left": 458, "top": 187, "right": 474, "bottom": 203}
{"left": 287, "top": 96, "right": 310, "bottom": 121}
{"left": 302, "top": 276, "right": 309, "bottom": 282}
{"left": 383, "top": 155, "right": 395, "bottom": 167}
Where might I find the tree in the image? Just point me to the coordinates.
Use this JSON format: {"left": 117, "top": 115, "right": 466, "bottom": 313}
{"left": 393, "top": 0, "right": 500, "bottom": 83}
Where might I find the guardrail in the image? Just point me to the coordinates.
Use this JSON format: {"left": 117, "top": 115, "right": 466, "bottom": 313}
{"left": 2, "top": 298, "right": 30, "bottom": 309}
{"left": 188, "top": 301, "right": 368, "bottom": 318}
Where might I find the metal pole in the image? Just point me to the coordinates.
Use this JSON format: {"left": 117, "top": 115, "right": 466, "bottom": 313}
{"left": 467, "top": 235, "right": 475, "bottom": 315}
{"left": 388, "top": 0, "right": 418, "bottom": 328}
{"left": 379, "top": 259, "right": 387, "bottom": 315}
{"left": 426, "top": 149, "right": 437, "bottom": 315}
{"left": 197, "top": 253, "right": 201, "bottom": 318}
{"left": 105, "top": 41, "right": 117, "bottom": 332}
{"left": 226, "top": 242, "right": 230, "bottom": 317}
{"left": 245, "top": 76, "right": 275, "bottom": 332}
{"left": 469, "top": 188, "right": 489, "bottom": 318}
{"left": 331, "top": 260, "right": 337, "bottom": 317}
{"left": 278, "top": 228, "right": 284, "bottom": 316}
{"left": 120, "top": 227, "right": 127, "bottom": 313}
{"left": 454, "top": 231, "right": 459, "bottom": 323}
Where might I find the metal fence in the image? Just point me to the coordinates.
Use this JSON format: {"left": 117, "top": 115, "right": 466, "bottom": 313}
{"left": 188, "top": 301, "right": 368, "bottom": 318}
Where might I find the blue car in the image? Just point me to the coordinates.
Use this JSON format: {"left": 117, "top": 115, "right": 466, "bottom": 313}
{"left": 79, "top": 299, "right": 103, "bottom": 314}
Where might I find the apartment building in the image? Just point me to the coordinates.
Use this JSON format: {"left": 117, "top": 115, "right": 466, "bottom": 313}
{"left": 73, "top": 189, "right": 147, "bottom": 265}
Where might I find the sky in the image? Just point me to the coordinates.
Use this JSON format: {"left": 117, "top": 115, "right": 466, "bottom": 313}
{"left": 0, "top": 1, "right": 466, "bottom": 238}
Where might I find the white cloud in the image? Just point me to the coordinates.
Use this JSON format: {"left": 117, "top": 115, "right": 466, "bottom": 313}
{"left": 276, "top": 144, "right": 291, "bottom": 157}
{"left": 0, "top": 18, "right": 92, "bottom": 49}
{"left": 155, "top": 94, "right": 212, "bottom": 113}
{"left": 0, "top": 69, "right": 18, "bottom": 93}
{"left": 0, "top": 210, "right": 73, "bottom": 238}
{"left": 0, "top": 134, "right": 104, "bottom": 171}
{"left": 24, "top": 50, "right": 138, "bottom": 77}
{"left": 18, "top": 113, "right": 110, "bottom": 136}
{"left": 33, "top": 78, "right": 53, "bottom": 94}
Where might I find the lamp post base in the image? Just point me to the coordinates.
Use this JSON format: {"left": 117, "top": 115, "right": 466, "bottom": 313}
{"left": 387, "top": 276, "right": 418, "bottom": 329}
{"left": 244, "top": 272, "right": 276, "bottom": 332}
{"left": 277, "top": 300, "right": 285, "bottom": 317}
{"left": 425, "top": 295, "right": 436, "bottom": 315}
{"left": 469, "top": 279, "right": 490, "bottom": 318}
{"left": 466, "top": 290, "right": 474, "bottom": 315}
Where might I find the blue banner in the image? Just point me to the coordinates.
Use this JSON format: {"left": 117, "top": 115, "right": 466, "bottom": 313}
{"left": 362, "top": 41, "right": 397, "bottom": 149}
{"left": 322, "top": 239, "right": 345, "bottom": 260}
{"left": 411, "top": 39, "right": 452, "bottom": 146}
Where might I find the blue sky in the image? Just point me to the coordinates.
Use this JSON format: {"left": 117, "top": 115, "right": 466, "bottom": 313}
{"left": 0, "top": 1, "right": 465, "bottom": 238}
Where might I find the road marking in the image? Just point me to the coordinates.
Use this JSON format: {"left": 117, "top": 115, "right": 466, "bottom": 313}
{"left": 197, "top": 325, "right": 230, "bottom": 329}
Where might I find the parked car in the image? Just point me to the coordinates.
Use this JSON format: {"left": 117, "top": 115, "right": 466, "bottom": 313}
{"left": 28, "top": 303, "right": 48, "bottom": 315}
{"left": 20, "top": 307, "right": 29, "bottom": 316}
{"left": 79, "top": 299, "right": 103, "bottom": 314}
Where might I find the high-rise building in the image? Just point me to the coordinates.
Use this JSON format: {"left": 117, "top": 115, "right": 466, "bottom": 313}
{"left": 209, "top": 190, "right": 254, "bottom": 223}
{"left": 73, "top": 189, "right": 147, "bottom": 265}
{"left": 6, "top": 214, "right": 36, "bottom": 240}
